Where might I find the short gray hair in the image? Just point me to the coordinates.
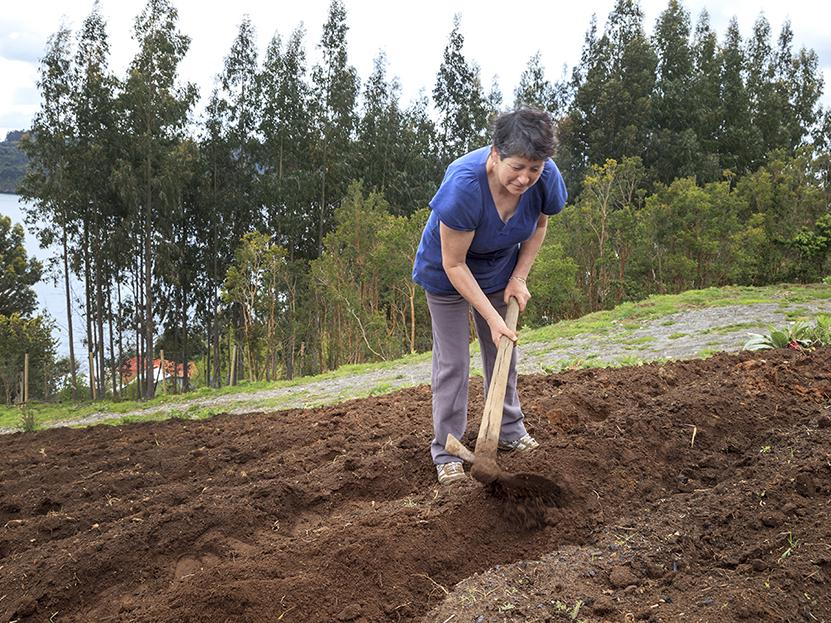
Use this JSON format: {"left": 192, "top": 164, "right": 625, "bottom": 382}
{"left": 491, "top": 107, "right": 556, "bottom": 161}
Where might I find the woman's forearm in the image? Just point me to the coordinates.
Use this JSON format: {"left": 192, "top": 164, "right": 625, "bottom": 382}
{"left": 444, "top": 263, "right": 503, "bottom": 325}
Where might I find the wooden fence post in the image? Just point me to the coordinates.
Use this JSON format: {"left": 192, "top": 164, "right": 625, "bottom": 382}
{"left": 89, "top": 351, "right": 96, "bottom": 400}
{"left": 160, "top": 349, "right": 167, "bottom": 394}
{"left": 23, "top": 352, "right": 29, "bottom": 404}
{"left": 229, "top": 343, "right": 237, "bottom": 386}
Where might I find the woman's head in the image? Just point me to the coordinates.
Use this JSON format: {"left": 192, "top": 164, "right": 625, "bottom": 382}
{"left": 491, "top": 107, "right": 556, "bottom": 161}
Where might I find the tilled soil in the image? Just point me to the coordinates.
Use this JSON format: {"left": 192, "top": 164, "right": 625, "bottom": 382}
{"left": 1, "top": 348, "right": 830, "bottom": 623}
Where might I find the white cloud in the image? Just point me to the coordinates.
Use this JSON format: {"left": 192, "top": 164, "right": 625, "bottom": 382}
{"left": 0, "top": 30, "right": 46, "bottom": 64}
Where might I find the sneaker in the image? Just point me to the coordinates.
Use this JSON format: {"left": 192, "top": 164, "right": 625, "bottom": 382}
{"left": 498, "top": 433, "right": 539, "bottom": 453}
{"left": 436, "top": 462, "right": 466, "bottom": 485}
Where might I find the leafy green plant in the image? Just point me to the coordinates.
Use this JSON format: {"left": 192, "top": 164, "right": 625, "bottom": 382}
{"left": 744, "top": 320, "right": 815, "bottom": 351}
{"left": 779, "top": 530, "right": 799, "bottom": 561}
{"left": 19, "top": 406, "right": 36, "bottom": 432}
{"left": 812, "top": 314, "right": 831, "bottom": 346}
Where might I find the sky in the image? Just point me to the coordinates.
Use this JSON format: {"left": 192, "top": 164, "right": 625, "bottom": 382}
{"left": 2, "top": 0, "right": 831, "bottom": 140}
{"left": 2, "top": 0, "right": 831, "bottom": 360}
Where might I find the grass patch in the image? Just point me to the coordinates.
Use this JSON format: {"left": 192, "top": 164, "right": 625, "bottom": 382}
{"left": 615, "top": 335, "right": 657, "bottom": 346}
{"left": 784, "top": 307, "right": 811, "bottom": 320}
{"left": 701, "top": 322, "right": 757, "bottom": 335}
{"left": 523, "top": 284, "right": 831, "bottom": 345}
{"left": 667, "top": 332, "right": 688, "bottom": 339}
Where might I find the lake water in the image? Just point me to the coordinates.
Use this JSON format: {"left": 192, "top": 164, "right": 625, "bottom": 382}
{"left": 0, "top": 192, "right": 83, "bottom": 358}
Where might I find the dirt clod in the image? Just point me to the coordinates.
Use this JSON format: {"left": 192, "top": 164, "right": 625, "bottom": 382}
{"left": 609, "top": 565, "right": 640, "bottom": 588}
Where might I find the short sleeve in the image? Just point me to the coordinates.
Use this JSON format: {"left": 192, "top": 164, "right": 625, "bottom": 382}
{"left": 540, "top": 159, "right": 568, "bottom": 216}
{"left": 428, "top": 167, "right": 483, "bottom": 231}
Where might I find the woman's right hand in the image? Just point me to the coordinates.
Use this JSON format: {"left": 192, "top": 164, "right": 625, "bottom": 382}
{"left": 489, "top": 314, "right": 518, "bottom": 347}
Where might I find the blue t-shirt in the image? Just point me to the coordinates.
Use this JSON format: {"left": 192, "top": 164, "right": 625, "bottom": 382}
{"left": 412, "top": 146, "right": 568, "bottom": 296}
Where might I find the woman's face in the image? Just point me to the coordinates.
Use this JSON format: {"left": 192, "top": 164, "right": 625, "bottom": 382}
{"left": 491, "top": 147, "right": 545, "bottom": 196}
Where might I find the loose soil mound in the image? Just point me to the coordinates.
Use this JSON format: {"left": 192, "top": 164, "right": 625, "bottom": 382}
{"left": 1, "top": 348, "right": 829, "bottom": 623}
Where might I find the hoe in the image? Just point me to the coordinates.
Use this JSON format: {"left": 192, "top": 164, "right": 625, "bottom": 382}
{"left": 445, "top": 297, "right": 562, "bottom": 501}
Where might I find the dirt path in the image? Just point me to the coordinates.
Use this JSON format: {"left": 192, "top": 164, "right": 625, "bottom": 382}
{"left": 12, "top": 298, "right": 830, "bottom": 432}
{"left": 2, "top": 347, "right": 829, "bottom": 622}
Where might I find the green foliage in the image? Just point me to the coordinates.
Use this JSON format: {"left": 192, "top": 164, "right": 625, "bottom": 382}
{"left": 525, "top": 239, "right": 581, "bottom": 325}
{"left": 19, "top": 406, "right": 37, "bottom": 432}
{"left": 221, "top": 232, "right": 289, "bottom": 381}
{"left": 432, "top": 14, "right": 489, "bottom": 162}
{"left": 0, "top": 216, "right": 43, "bottom": 317}
{"left": 744, "top": 315, "right": 831, "bottom": 351}
{"left": 0, "top": 313, "right": 57, "bottom": 404}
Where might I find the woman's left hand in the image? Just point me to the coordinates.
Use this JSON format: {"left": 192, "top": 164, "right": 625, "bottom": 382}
{"left": 505, "top": 277, "right": 531, "bottom": 311}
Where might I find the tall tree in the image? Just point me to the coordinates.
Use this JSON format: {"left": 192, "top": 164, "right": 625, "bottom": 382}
{"left": 259, "top": 26, "right": 314, "bottom": 258}
{"left": 648, "top": 0, "right": 700, "bottom": 183}
{"left": 71, "top": 2, "right": 120, "bottom": 397}
{"left": 432, "top": 14, "right": 489, "bottom": 162}
{"left": 513, "top": 51, "right": 555, "bottom": 112}
{"left": 745, "top": 14, "right": 779, "bottom": 166}
{"left": 120, "top": 0, "right": 196, "bottom": 399}
{"left": 217, "top": 16, "right": 262, "bottom": 242}
{"left": 561, "top": 2, "right": 656, "bottom": 191}
{"left": 689, "top": 9, "right": 722, "bottom": 182}
{"left": 355, "top": 52, "right": 399, "bottom": 198}
{"left": 19, "top": 24, "right": 79, "bottom": 397}
{"left": 310, "top": 0, "right": 359, "bottom": 255}
{"left": 717, "top": 17, "right": 760, "bottom": 177}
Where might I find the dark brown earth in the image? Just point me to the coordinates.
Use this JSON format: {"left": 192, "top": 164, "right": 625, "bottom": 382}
{"left": 1, "top": 348, "right": 830, "bottom": 623}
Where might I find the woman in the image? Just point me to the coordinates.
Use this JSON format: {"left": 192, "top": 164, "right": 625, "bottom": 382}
{"left": 412, "top": 107, "right": 568, "bottom": 484}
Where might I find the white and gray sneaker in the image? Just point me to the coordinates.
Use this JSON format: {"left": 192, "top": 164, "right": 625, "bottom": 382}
{"left": 436, "top": 461, "right": 466, "bottom": 485}
{"left": 498, "top": 433, "right": 540, "bottom": 453}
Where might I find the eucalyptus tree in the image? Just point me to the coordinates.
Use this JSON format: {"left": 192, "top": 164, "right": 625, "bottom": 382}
{"left": 486, "top": 76, "right": 503, "bottom": 115}
{"left": 387, "top": 93, "right": 443, "bottom": 216}
{"left": 689, "top": 10, "right": 722, "bottom": 182}
{"left": 257, "top": 25, "right": 314, "bottom": 379}
{"left": 433, "top": 14, "right": 489, "bottom": 163}
{"left": 595, "top": 0, "right": 657, "bottom": 165}
{"left": 561, "top": 1, "right": 656, "bottom": 191}
{"left": 118, "top": 0, "right": 196, "bottom": 398}
{"left": 558, "top": 14, "right": 603, "bottom": 190}
{"left": 649, "top": 0, "right": 701, "bottom": 183}
{"left": 310, "top": 0, "right": 359, "bottom": 255}
{"left": 18, "top": 25, "right": 80, "bottom": 397}
{"left": 71, "top": 3, "right": 120, "bottom": 396}
{"left": 513, "top": 52, "right": 555, "bottom": 112}
{"left": 745, "top": 14, "right": 780, "bottom": 167}
{"left": 775, "top": 24, "right": 824, "bottom": 149}
{"left": 259, "top": 26, "right": 314, "bottom": 259}
{"left": 356, "top": 52, "right": 396, "bottom": 196}
{"left": 717, "top": 18, "right": 759, "bottom": 177}
{"left": 217, "top": 17, "right": 262, "bottom": 244}
{"left": 194, "top": 91, "right": 228, "bottom": 387}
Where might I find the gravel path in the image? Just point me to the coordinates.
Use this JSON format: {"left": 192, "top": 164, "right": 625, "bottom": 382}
{"left": 7, "top": 299, "right": 830, "bottom": 432}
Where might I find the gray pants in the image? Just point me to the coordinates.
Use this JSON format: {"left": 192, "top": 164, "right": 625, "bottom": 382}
{"left": 426, "top": 290, "right": 527, "bottom": 464}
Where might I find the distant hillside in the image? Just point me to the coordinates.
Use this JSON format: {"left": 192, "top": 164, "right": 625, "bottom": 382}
{"left": 0, "top": 131, "right": 27, "bottom": 194}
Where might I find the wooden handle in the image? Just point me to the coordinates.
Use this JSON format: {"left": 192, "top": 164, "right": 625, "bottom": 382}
{"left": 474, "top": 297, "right": 519, "bottom": 459}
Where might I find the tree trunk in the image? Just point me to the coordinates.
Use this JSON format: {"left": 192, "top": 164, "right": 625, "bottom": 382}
{"left": 117, "top": 280, "right": 125, "bottom": 396}
{"left": 94, "top": 231, "right": 106, "bottom": 397}
{"left": 144, "top": 148, "right": 155, "bottom": 399}
{"left": 107, "top": 282, "right": 117, "bottom": 398}
{"left": 83, "top": 220, "right": 95, "bottom": 399}
{"left": 62, "top": 216, "right": 77, "bottom": 400}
